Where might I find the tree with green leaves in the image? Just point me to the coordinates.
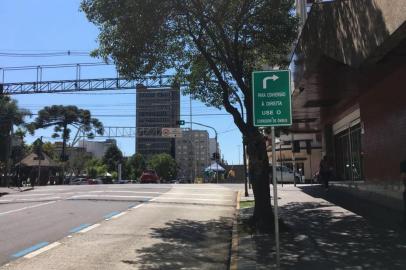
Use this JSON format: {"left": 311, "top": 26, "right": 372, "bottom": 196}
{"left": 81, "top": 0, "right": 297, "bottom": 229}
{"left": 102, "top": 144, "right": 123, "bottom": 173}
{"left": 86, "top": 158, "right": 107, "bottom": 178}
{"left": 147, "top": 153, "right": 177, "bottom": 181}
{"left": 28, "top": 105, "right": 104, "bottom": 164}
{"left": 126, "top": 153, "right": 146, "bottom": 180}
{"left": 0, "top": 95, "right": 31, "bottom": 185}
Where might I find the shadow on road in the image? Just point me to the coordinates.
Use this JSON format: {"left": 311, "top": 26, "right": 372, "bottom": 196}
{"left": 132, "top": 217, "right": 233, "bottom": 270}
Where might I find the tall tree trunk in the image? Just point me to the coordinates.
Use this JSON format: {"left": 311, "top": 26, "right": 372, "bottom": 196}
{"left": 58, "top": 123, "right": 68, "bottom": 185}
{"left": 246, "top": 128, "right": 274, "bottom": 231}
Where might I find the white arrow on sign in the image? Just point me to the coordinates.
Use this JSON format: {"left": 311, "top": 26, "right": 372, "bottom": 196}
{"left": 263, "top": 75, "right": 279, "bottom": 89}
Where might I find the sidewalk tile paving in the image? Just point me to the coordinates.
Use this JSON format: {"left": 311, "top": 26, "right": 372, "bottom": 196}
{"left": 235, "top": 185, "right": 406, "bottom": 270}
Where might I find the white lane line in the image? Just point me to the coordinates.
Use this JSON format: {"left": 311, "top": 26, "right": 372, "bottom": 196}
{"left": 78, "top": 223, "right": 100, "bottom": 233}
{"left": 68, "top": 194, "right": 232, "bottom": 202}
{"left": 68, "top": 194, "right": 153, "bottom": 199}
{"left": 131, "top": 204, "right": 145, "bottom": 210}
{"left": 0, "top": 200, "right": 12, "bottom": 203}
{"left": 88, "top": 190, "right": 161, "bottom": 194}
{"left": 86, "top": 190, "right": 233, "bottom": 197}
{"left": 0, "top": 201, "right": 57, "bottom": 216}
{"left": 111, "top": 212, "right": 127, "bottom": 219}
{"left": 23, "top": 242, "right": 61, "bottom": 259}
{"left": 31, "top": 189, "right": 69, "bottom": 192}
{"left": 19, "top": 197, "right": 61, "bottom": 201}
{"left": 154, "top": 197, "right": 232, "bottom": 202}
{"left": 4, "top": 193, "right": 56, "bottom": 197}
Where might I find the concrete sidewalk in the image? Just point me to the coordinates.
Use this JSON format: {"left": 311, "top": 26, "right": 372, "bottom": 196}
{"left": 234, "top": 185, "right": 406, "bottom": 270}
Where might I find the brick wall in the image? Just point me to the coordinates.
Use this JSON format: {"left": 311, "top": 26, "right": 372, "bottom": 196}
{"left": 360, "top": 66, "right": 406, "bottom": 182}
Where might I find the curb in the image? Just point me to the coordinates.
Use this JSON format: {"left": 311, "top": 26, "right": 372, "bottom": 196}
{"left": 229, "top": 190, "right": 241, "bottom": 270}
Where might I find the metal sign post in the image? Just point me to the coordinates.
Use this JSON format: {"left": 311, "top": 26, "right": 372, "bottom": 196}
{"left": 252, "top": 70, "right": 292, "bottom": 269}
{"left": 271, "top": 126, "right": 280, "bottom": 268}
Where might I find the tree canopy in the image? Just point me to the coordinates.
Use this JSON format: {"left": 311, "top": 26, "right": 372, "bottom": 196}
{"left": 147, "top": 153, "right": 177, "bottom": 181}
{"left": 102, "top": 144, "right": 124, "bottom": 172}
{"left": 81, "top": 0, "right": 298, "bottom": 229}
{"left": 125, "top": 153, "right": 146, "bottom": 180}
{"left": 28, "top": 105, "right": 104, "bottom": 161}
{"left": 0, "top": 95, "right": 31, "bottom": 185}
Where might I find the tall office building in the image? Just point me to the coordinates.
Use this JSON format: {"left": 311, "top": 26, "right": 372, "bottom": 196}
{"left": 175, "top": 130, "right": 210, "bottom": 182}
{"left": 136, "top": 85, "right": 180, "bottom": 160}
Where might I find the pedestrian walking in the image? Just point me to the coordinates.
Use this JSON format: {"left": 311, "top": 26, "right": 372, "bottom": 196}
{"left": 319, "top": 156, "right": 331, "bottom": 190}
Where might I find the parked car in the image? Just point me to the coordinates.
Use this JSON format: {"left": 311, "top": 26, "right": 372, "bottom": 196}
{"left": 69, "top": 177, "right": 88, "bottom": 185}
{"left": 88, "top": 178, "right": 103, "bottom": 185}
{"left": 140, "top": 170, "right": 160, "bottom": 184}
{"left": 272, "top": 165, "right": 304, "bottom": 183}
{"left": 116, "top": 179, "right": 131, "bottom": 184}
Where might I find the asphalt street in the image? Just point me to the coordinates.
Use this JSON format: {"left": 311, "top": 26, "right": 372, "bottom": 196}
{"left": 0, "top": 184, "right": 236, "bottom": 268}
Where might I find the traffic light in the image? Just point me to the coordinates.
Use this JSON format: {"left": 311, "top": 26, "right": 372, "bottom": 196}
{"left": 212, "top": 152, "right": 220, "bottom": 161}
{"left": 176, "top": 120, "right": 185, "bottom": 126}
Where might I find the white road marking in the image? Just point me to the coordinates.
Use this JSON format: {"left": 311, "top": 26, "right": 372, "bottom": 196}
{"left": 23, "top": 242, "right": 61, "bottom": 259}
{"left": 111, "top": 212, "right": 127, "bottom": 219}
{"left": 68, "top": 194, "right": 232, "bottom": 203}
{"left": 155, "top": 197, "right": 232, "bottom": 202}
{"left": 4, "top": 193, "right": 56, "bottom": 197}
{"left": 19, "top": 197, "right": 61, "bottom": 201}
{"left": 86, "top": 190, "right": 233, "bottom": 197}
{"left": 131, "top": 204, "right": 145, "bottom": 210}
{"left": 78, "top": 223, "right": 100, "bottom": 233}
{"left": 0, "top": 201, "right": 57, "bottom": 216}
{"left": 31, "top": 188, "right": 69, "bottom": 192}
{"left": 69, "top": 194, "right": 154, "bottom": 199}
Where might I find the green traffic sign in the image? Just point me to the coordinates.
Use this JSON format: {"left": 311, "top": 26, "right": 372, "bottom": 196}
{"left": 252, "top": 70, "right": 292, "bottom": 127}
{"left": 177, "top": 120, "right": 185, "bottom": 126}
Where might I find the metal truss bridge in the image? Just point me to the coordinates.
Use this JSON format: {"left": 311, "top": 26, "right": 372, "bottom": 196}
{"left": 0, "top": 62, "right": 179, "bottom": 95}
{"left": 81, "top": 127, "right": 190, "bottom": 139}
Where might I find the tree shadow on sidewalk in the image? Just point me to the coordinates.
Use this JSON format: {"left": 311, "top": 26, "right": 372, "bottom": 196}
{"left": 132, "top": 217, "right": 233, "bottom": 270}
{"left": 299, "top": 185, "right": 404, "bottom": 230}
{"left": 279, "top": 200, "right": 406, "bottom": 270}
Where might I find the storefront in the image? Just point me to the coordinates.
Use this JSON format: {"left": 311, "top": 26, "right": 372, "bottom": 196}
{"left": 333, "top": 109, "right": 363, "bottom": 181}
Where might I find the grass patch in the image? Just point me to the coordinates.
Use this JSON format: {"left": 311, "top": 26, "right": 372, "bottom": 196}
{"left": 240, "top": 200, "right": 255, "bottom": 209}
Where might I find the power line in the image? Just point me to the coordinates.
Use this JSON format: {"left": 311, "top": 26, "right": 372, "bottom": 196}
{"left": 0, "top": 51, "right": 91, "bottom": 58}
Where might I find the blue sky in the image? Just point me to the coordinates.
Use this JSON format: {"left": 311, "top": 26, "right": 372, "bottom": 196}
{"left": 0, "top": 0, "right": 243, "bottom": 164}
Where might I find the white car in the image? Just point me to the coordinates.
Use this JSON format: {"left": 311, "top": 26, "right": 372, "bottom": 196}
{"left": 273, "top": 165, "right": 304, "bottom": 183}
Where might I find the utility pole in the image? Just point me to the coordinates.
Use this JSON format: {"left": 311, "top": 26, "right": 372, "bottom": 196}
{"left": 34, "top": 136, "right": 44, "bottom": 187}
{"left": 185, "top": 121, "right": 218, "bottom": 183}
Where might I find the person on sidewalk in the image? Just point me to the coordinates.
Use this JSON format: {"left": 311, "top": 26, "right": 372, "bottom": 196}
{"left": 319, "top": 156, "right": 331, "bottom": 190}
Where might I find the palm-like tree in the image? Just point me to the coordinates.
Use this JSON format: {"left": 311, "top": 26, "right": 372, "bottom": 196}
{"left": 0, "top": 95, "right": 31, "bottom": 185}
{"left": 29, "top": 105, "right": 104, "bottom": 163}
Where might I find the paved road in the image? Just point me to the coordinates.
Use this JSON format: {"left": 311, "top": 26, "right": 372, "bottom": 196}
{"left": 0, "top": 184, "right": 236, "bottom": 267}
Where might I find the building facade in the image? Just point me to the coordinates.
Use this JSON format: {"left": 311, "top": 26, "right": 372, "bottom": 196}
{"left": 267, "top": 133, "right": 322, "bottom": 181}
{"left": 209, "top": 138, "right": 221, "bottom": 159}
{"left": 79, "top": 139, "right": 117, "bottom": 159}
{"left": 290, "top": 0, "right": 406, "bottom": 208}
{"left": 136, "top": 85, "right": 180, "bottom": 160}
{"left": 175, "top": 130, "right": 210, "bottom": 182}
